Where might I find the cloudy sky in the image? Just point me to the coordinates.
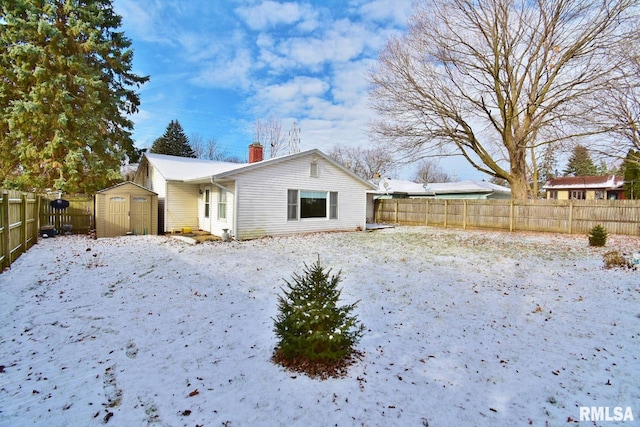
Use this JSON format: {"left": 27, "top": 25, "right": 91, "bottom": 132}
{"left": 113, "top": 0, "right": 482, "bottom": 179}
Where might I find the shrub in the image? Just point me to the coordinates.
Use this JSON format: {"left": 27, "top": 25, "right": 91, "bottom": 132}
{"left": 603, "top": 251, "right": 632, "bottom": 269}
{"left": 588, "top": 224, "right": 608, "bottom": 247}
{"left": 273, "top": 259, "right": 365, "bottom": 379}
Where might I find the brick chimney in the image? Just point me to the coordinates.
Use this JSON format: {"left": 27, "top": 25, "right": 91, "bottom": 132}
{"left": 249, "top": 142, "right": 263, "bottom": 163}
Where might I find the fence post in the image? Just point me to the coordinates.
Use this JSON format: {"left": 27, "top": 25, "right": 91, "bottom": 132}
{"left": 463, "top": 201, "right": 467, "bottom": 230}
{"left": 509, "top": 200, "right": 514, "bottom": 232}
{"left": 394, "top": 200, "right": 399, "bottom": 224}
{"left": 444, "top": 199, "right": 448, "bottom": 228}
{"left": 2, "top": 191, "right": 9, "bottom": 269}
{"left": 568, "top": 202, "right": 573, "bottom": 234}
{"left": 425, "top": 199, "right": 429, "bottom": 226}
{"left": 21, "top": 193, "right": 27, "bottom": 258}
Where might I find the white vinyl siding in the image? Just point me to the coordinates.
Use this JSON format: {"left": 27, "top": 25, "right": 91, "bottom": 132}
{"left": 233, "top": 154, "right": 369, "bottom": 239}
{"left": 165, "top": 182, "right": 199, "bottom": 232}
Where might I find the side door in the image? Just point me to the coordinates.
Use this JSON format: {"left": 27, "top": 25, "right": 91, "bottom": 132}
{"left": 130, "top": 195, "right": 151, "bottom": 235}
{"left": 105, "top": 195, "right": 130, "bottom": 237}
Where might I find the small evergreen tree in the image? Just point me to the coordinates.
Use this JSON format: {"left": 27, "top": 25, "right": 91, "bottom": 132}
{"left": 150, "top": 120, "right": 195, "bottom": 158}
{"left": 273, "top": 259, "right": 364, "bottom": 378}
{"left": 588, "top": 224, "right": 608, "bottom": 247}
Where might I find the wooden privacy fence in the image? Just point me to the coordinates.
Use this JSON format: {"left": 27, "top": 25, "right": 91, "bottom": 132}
{"left": 373, "top": 198, "right": 640, "bottom": 236}
{"left": 41, "top": 195, "right": 94, "bottom": 235}
{"left": 0, "top": 191, "right": 94, "bottom": 270}
{"left": 0, "top": 190, "right": 39, "bottom": 270}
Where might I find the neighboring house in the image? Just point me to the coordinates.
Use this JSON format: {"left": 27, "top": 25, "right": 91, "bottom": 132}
{"left": 371, "top": 177, "right": 511, "bottom": 199}
{"left": 542, "top": 176, "right": 625, "bottom": 200}
{"left": 133, "top": 144, "right": 376, "bottom": 240}
{"left": 366, "top": 177, "right": 511, "bottom": 222}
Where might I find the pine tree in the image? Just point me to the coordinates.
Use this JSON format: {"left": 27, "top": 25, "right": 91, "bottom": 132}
{"left": 0, "top": 0, "right": 148, "bottom": 193}
{"left": 150, "top": 120, "right": 196, "bottom": 158}
{"left": 622, "top": 150, "right": 640, "bottom": 199}
{"left": 563, "top": 145, "right": 599, "bottom": 177}
{"left": 273, "top": 259, "right": 364, "bottom": 378}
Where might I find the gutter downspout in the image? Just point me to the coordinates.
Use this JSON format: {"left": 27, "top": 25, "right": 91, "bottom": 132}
{"left": 210, "top": 177, "right": 236, "bottom": 239}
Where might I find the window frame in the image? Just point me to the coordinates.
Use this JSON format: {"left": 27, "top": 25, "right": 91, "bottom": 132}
{"left": 204, "top": 189, "right": 210, "bottom": 219}
{"left": 218, "top": 188, "right": 227, "bottom": 220}
{"left": 287, "top": 189, "right": 338, "bottom": 220}
{"left": 287, "top": 189, "right": 298, "bottom": 221}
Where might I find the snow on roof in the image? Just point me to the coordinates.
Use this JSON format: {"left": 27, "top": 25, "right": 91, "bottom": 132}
{"left": 373, "top": 178, "right": 511, "bottom": 195}
{"left": 143, "top": 153, "right": 247, "bottom": 181}
{"left": 145, "top": 149, "right": 376, "bottom": 189}
{"left": 542, "top": 175, "right": 624, "bottom": 190}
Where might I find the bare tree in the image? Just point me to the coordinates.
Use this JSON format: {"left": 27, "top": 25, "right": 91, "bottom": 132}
{"left": 327, "top": 145, "right": 395, "bottom": 180}
{"left": 370, "top": 0, "right": 638, "bottom": 199}
{"left": 412, "top": 160, "right": 452, "bottom": 184}
{"left": 190, "top": 133, "right": 234, "bottom": 161}
{"left": 253, "top": 116, "right": 287, "bottom": 159}
{"left": 593, "top": 32, "right": 640, "bottom": 162}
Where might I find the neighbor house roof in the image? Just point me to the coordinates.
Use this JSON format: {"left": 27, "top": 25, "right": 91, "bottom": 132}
{"left": 542, "top": 175, "right": 624, "bottom": 190}
{"left": 372, "top": 177, "right": 511, "bottom": 196}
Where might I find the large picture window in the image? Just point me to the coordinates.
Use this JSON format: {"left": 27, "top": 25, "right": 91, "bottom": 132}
{"left": 301, "top": 191, "right": 326, "bottom": 218}
{"left": 288, "top": 190, "right": 338, "bottom": 220}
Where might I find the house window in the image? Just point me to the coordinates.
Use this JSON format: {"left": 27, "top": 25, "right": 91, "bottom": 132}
{"left": 329, "top": 191, "right": 338, "bottom": 219}
{"left": 288, "top": 190, "right": 338, "bottom": 220}
{"left": 310, "top": 161, "right": 318, "bottom": 178}
{"left": 569, "top": 190, "right": 585, "bottom": 200}
{"left": 301, "top": 191, "right": 327, "bottom": 218}
{"left": 218, "top": 188, "right": 226, "bottom": 219}
{"left": 548, "top": 190, "right": 558, "bottom": 200}
{"left": 287, "top": 189, "right": 298, "bottom": 220}
{"left": 594, "top": 190, "right": 605, "bottom": 200}
{"left": 204, "top": 189, "right": 210, "bottom": 218}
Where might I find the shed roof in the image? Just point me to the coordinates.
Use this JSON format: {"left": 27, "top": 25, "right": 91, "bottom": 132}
{"left": 96, "top": 181, "right": 158, "bottom": 195}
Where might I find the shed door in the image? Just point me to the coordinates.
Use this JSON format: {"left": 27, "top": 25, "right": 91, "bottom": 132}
{"left": 105, "top": 195, "right": 130, "bottom": 237}
{"left": 130, "top": 196, "right": 151, "bottom": 235}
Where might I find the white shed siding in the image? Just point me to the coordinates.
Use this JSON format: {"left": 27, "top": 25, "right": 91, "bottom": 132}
{"left": 165, "top": 181, "right": 199, "bottom": 232}
{"left": 234, "top": 154, "right": 368, "bottom": 239}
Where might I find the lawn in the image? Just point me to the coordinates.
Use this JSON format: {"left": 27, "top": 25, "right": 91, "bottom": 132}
{"left": 0, "top": 226, "right": 638, "bottom": 426}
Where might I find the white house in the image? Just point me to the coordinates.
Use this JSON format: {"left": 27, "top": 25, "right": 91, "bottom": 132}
{"left": 134, "top": 145, "right": 376, "bottom": 240}
{"left": 371, "top": 177, "right": 511, "bottom": 199}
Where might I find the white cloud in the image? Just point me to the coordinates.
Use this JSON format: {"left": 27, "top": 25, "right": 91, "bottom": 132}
{"left": 357, "top": 0, "right": 413, "bottom": 25}
{"left": 235, "top": 1, "right": 316, "bottom": 30}
{"left": 189, "top": 48, "right": 254, "bottom": 90}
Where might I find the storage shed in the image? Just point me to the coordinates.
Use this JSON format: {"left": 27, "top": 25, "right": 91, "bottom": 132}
{"left": 95, "top": 182, "right": 158, "bottom": 238}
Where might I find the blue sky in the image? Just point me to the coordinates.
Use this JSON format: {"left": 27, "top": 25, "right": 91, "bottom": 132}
{"left": 113, "top": 0, "right": 482, "bottom": 180}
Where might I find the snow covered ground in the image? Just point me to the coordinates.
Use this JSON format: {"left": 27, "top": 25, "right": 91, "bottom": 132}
{"left": 1, "top": 226, "right": 639, "bottom": 427}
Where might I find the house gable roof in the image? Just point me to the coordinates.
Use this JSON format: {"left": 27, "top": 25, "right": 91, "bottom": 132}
{"left": 180, "top": 149, "right": 377, "bottom": 189}
{"left": 141, "top": 153, "right": 247, "bottom": 181}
